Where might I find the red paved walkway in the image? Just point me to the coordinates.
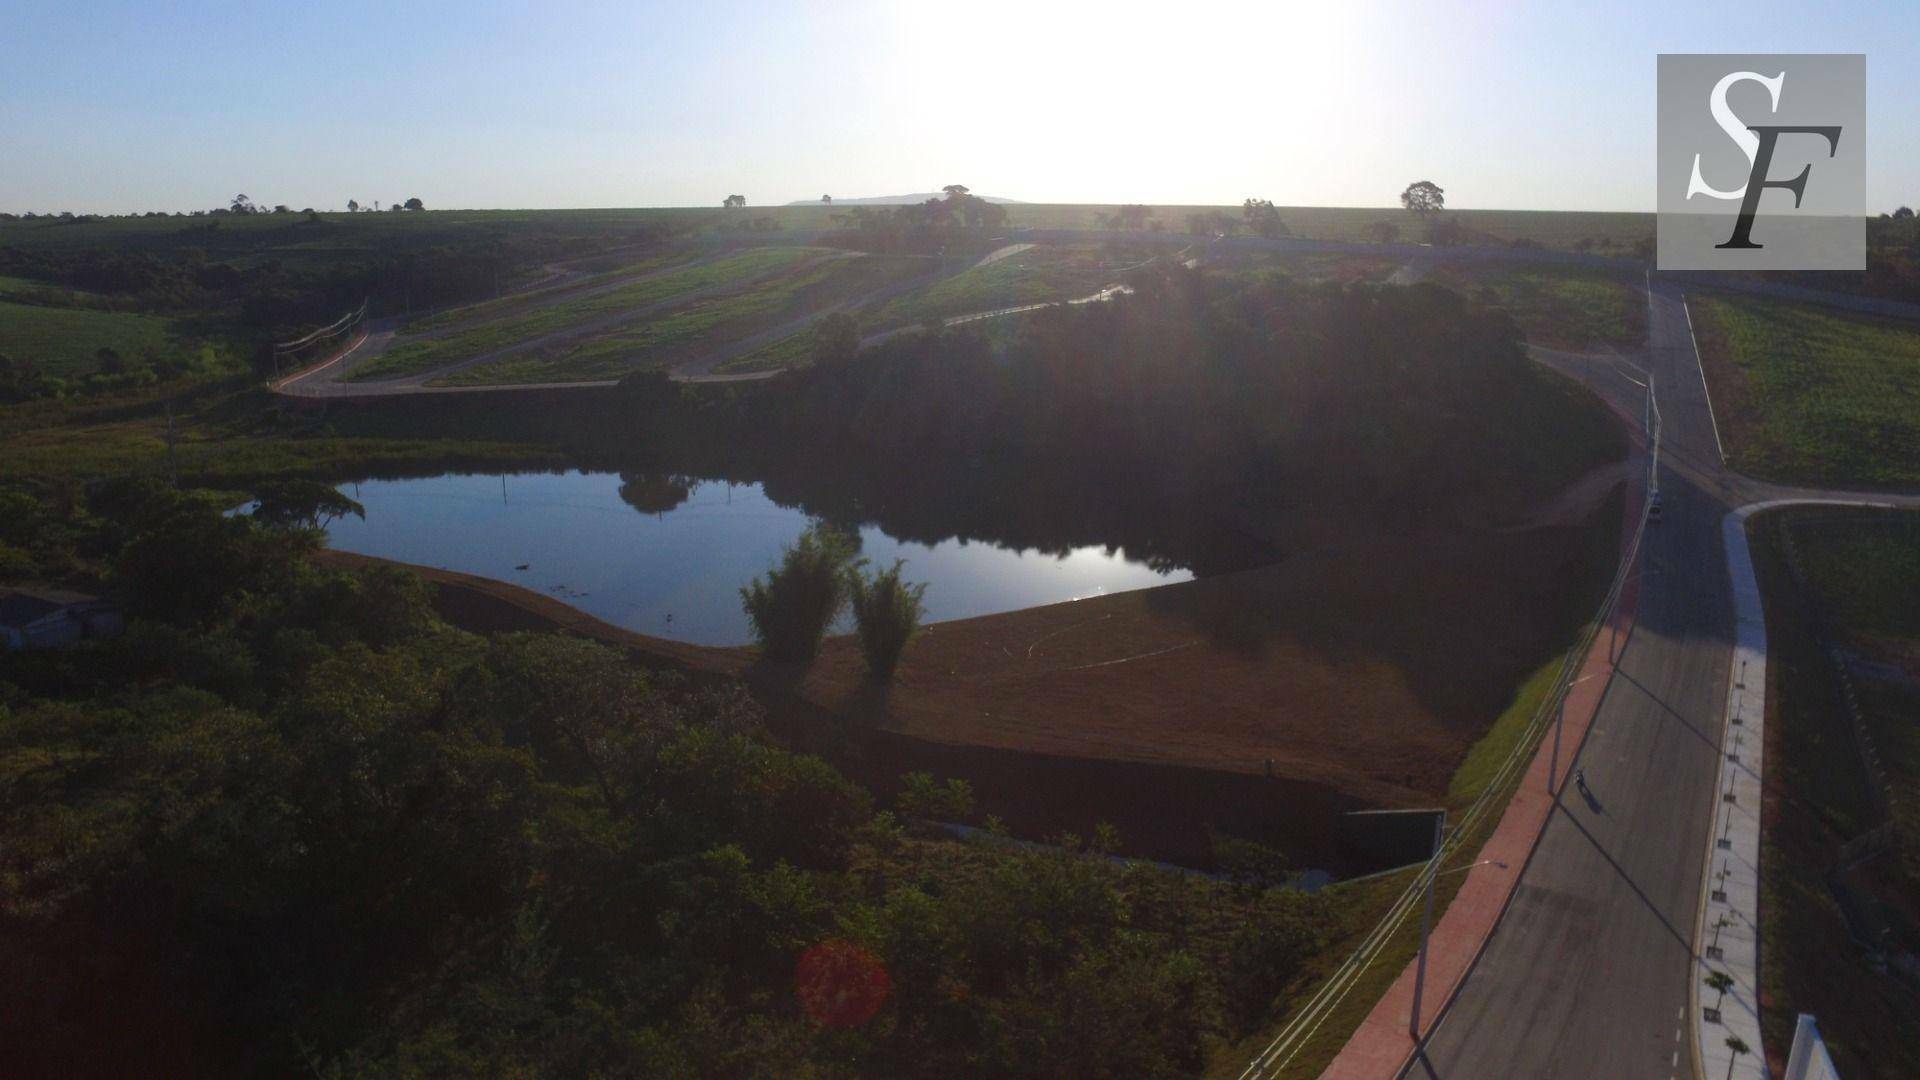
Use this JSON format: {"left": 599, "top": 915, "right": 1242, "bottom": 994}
{"left": 1321, "top": 456, "right": 1646, "bottom": 1079}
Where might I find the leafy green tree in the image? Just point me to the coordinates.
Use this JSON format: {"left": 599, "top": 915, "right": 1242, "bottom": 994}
{"left": 1221, "top": 890, "right": 1330, "bottom": 1031}
{"left": 896, "top": 772, "right": 974, "bottom": 821}
{"left": 1401, "top": 179, "right": 1445, "bottom": 216}
{"left": 1210, "top": 829, "right": 1289, "bottom": 889}
{"left": 403, "top": 197, "right": 424, "bottom": 211}
{"left": 1724, "top": 1035, "right": 1749, "bottom": 1080}
{"left": 1242, "top": 198, "right": 1291, "bottom": 238}
{"left": 1704, "top": 969, "right": 1734, "bottom": 1015}
{"left": 251, "top": 479, "right": 364, "bottom": 532}
{"left": 115, "top": 503, "right": 308, "bottom": 623}
{"left": 847, "top": 558, "right": 927, "bottom": 679}
{"left": 739, "top": 525, "right": 860, "bottom": 663}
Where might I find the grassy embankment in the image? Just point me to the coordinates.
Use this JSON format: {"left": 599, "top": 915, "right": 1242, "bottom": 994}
{"left": 1218, "top": 486, "right": 1625, "bottom": 1078}
{"left": 438, "top": 253, "right": 926, "bottom": 385}
{"left": 1750, "top": 508, "right": 1920, "bottom": 1078}
{"left": 345, "top": 246, "right": 825, "bottom": 382}
{"left": 1691, "top": 293, "right": 1920, "bottom": 488}
{"left": 0, "top": 299, "right": 180, "bottom": 378}
{"left": 0, "top": 382, "right": 560, "bottom": 487}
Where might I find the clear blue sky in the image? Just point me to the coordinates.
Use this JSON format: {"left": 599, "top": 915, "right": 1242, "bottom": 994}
{"left": 5, "top": 0, "right": 1915, "bottom": 214}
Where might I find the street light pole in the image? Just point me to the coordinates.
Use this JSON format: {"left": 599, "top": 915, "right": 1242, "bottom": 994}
{"left": 1548, "top": 688, "right": 1565, "bottom": 793}
{"left": 1409, "top": 811, "right": 1447, "bottom": 1040}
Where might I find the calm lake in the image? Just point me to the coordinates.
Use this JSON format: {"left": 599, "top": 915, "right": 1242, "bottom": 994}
{"left": 324, "top": 471, "right": 1191, "bottom": 646}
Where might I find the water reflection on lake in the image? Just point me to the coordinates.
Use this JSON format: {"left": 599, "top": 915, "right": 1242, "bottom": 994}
{"left": 324, "top": 471, "right": 1191, "bottom": 646}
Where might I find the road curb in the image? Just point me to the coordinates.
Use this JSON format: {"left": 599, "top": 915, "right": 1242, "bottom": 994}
{"left": 1678, "top": 293, "right": 1729, "bottom": 466}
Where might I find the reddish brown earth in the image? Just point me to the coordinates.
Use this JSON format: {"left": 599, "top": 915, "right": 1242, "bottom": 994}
{"left": 319, "top": 490, "right": 1616, "bottom": 818}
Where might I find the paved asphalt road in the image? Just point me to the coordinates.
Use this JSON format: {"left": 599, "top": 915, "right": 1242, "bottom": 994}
{"left": 1414, "top": 282, "right": 1920, "bottom": 1079}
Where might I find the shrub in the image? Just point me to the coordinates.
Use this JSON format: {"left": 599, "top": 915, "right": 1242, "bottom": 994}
{"left": 848, "top": 558, "right": 928, "bottom": 680}
{"left": 896, "top": 772, "right": 975, "bottom": 821}
{"left": 739, "top": 525, "right": 859, "bottom": 663}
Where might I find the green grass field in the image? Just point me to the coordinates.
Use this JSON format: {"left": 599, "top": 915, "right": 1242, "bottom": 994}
{"left": 1752, "top": 508, "right": 1920, "bottom": 1077}
{"left": 398, "top": 248, "right": 703, "bottom": 336}
{"left": 0, "top": 299, "right": 180, "bottom": 377}
{"left": 436, "top": 252, "right": 926, "bottom": 384}
{"left": 864, "top": 243, "right": 1147, "bottom": 331}
{"left": 1692, "top": 294, "right": 1920, "bottom": 487}
{"left": 347, "top": 247, "right": 826, "bottom": 381}
{"left": 1428, "top": 264, "right": 1644, "bottom": 348}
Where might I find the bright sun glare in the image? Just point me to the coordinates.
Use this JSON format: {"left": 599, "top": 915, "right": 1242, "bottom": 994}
{"left": 883, "top": 2, "right": 1378, "bottom": 203}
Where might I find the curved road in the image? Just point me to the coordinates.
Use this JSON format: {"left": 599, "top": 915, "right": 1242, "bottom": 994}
{"left": 1409, "top": 282, "right": 1920, "bottom": 1079}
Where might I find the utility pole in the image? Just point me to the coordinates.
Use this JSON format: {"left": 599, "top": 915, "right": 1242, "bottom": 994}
{"left": 1409, "top": 811, "right": 1447, "bottom": 1040}
{"left": 164, "top": 402, "right": 178, "bottom": 487}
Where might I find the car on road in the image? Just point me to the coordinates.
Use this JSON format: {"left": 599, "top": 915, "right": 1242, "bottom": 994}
{"left": 1648, "top": 491, "right": 1663, "bottom": 522}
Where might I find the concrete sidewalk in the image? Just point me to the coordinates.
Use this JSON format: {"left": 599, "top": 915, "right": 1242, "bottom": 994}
{"left": 1688, "top": 505, "right": 1770, "bottom": 1080}
{"left": 1322, "top": 474, "right": 1646, "bottom": 1079}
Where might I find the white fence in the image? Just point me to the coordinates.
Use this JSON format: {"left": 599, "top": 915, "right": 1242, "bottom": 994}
{"left": 1783, "top": 1014, "right": 1840, "bottom": 1080}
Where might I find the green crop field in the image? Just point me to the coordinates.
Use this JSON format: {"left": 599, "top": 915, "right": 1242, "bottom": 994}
{"left": 437, "top": 253, "right": 926, "bottom": 384}
{"left": 1429, "top": 264, "right": 1644, "bottom": 348}
{"left": 0, "top": 299, "right": 180, "bottom": 377}
{"left": 991, "top": 204, "right": 1654, "bottom": 250}
{"left": 347, "top": 247, "right": 826, "bottom": 381}
{"left": 1, "top": 203, "right": 1656, "bottom": 256}
{"left": 1692, "top": 293, "right": 1920, "bottom": 488}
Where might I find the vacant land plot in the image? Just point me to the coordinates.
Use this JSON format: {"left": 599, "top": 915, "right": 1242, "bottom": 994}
{"left": 437, "top": 253, "right": 926, "bottom": 384}
{"left": 0, "top": 298, "right": 179, "bottom": 377}
{"left": 1691, "top": 294, "right": 1920, "bottom": 487}
{"left": 346, "top": 247, "right": 824, "bottom": 381}
{"left": 864, "top": 243, "right": 1151, "bottom": 331}
{"left": 1752, "top": 508, "right": 1920, "bottom": 1077}
{"left": 398, "top": 248, "right": 702, "bottom": 335}
{"left": 1427, "top": 264, "right": 1643, "bottom": 348}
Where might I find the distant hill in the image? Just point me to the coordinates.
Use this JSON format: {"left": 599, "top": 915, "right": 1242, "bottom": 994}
{"left": 785, "top": 193, "right": 1026, "bottom": 207}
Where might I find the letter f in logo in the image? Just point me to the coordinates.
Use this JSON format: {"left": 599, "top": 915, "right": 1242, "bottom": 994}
{"left": 1687, "top": 70, "right": 1842, "bottom": 249}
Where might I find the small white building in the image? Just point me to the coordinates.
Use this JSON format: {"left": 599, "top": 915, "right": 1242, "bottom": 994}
{"left": 0, "top": 587, "right": 123, "bottom": 651}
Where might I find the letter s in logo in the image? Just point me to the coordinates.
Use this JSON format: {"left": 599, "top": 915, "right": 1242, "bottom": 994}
{"left": 1686, "top": 70, "right": 1785, "bottom": 201}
